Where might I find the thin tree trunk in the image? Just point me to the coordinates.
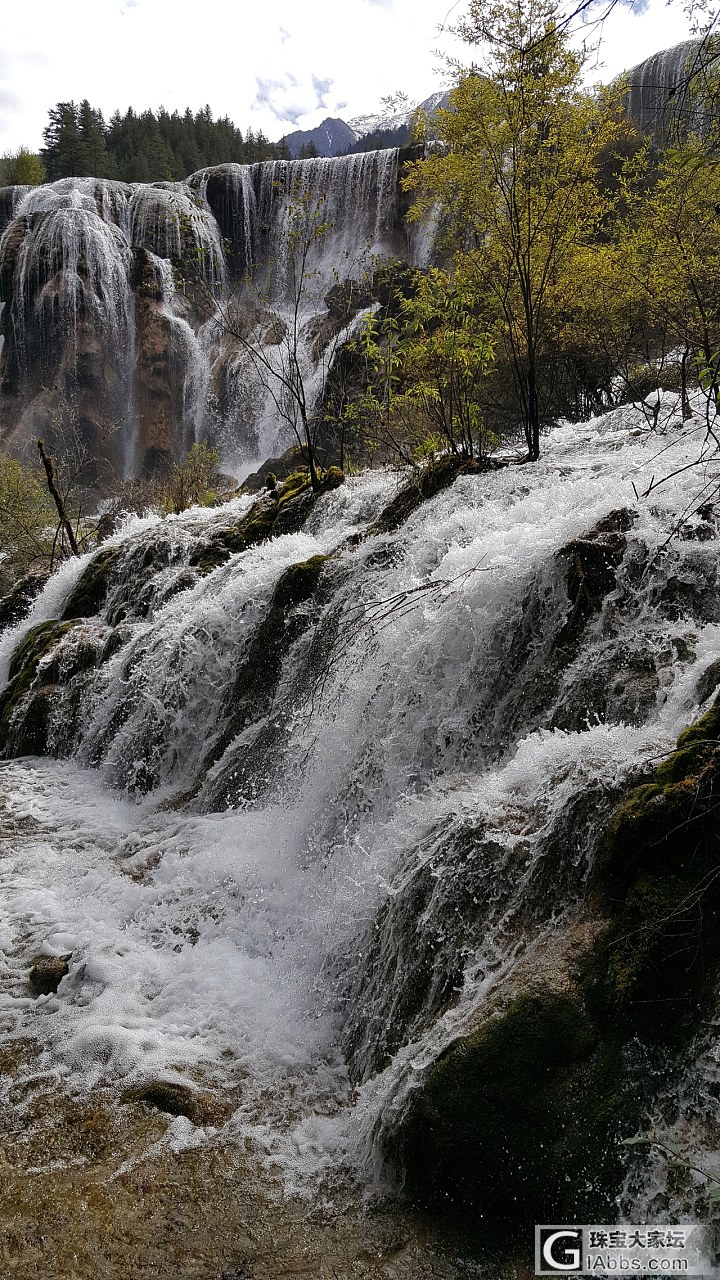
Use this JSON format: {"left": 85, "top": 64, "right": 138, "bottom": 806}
{"left": 37, "top": 439, "right": 80, "bottom": 556}
{"left": 681, "top": 347, "right": 694, "bottom": 420}
{"left": 527, "top": 359, "right": 540, "bottom": 461}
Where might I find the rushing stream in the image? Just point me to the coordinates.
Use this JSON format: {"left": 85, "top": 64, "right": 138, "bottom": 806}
{"left": 2, "top": 399, "right": 720, "bottom": 1274}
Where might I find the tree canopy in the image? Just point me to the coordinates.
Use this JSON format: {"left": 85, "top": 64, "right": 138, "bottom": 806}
{"left": 405, "top": 0, "right": 628, "bottom": 459}
{"left": 40, "top": 100, "right": 280, "bottom": 183}
{"left": 0, "top": 147, "right": 47, "bottom": 186}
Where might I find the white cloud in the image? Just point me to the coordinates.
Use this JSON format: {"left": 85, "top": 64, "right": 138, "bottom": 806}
{"left": 0, "top": 0, "right": 694, "bottom": 154}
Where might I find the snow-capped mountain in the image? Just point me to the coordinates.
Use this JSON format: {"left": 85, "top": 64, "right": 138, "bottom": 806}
{"left": 282, "top": 88, "right": 452, "bottom": 158}
{"left": 348, "top": 89, "right": 450, "bottom": 139}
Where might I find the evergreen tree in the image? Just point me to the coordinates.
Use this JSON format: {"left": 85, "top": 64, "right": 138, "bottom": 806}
{"left": 77, "top": 100, "right": 115, "bottom": 178}
{"left": 41, "top": 99, "right": 278, "bottom": 182}
{"left": 42, "top": 102, "right": 85, "bottom": 179}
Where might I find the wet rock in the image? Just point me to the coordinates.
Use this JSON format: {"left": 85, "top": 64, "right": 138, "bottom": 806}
{"left": 132, "top": 248, "right": 194, "bottom": 476}
{"left": 695, "top": 657, "right": 720, "bottom": 705}
{"left": 126, "top": 1080, "right": 232, "bottom": 1127}
{"left": 29, "top": 953, "right": 71, "bottom": 996}
{"left": 202, "top": 553, "right": 330, "bottom": 803}
{"left": 191, "top": 469, "right": 336, "bottom": 575}
{"left": 554, "top": 510, "right": 636, "bottom": 653}
{"left": 657, "top": 556, "right": 720, "bottom": 623}
{"left": 392, "top": 988, "right": 638, "bottom": 1225}
{"left": 370, "top": 455, "right": 474, "bottom": 536}
{"left": 0, "top": 568, "right": 50, "bottom": 635}
{"left": 551, "top": 643, "right": 660, "bottom": 732}
{"left": 61, "top": 546, "right": 124, "bottom": 620}
{"left": 0, "top": 619, "right": 80, "bottom": 724}
{"left": 677, "top": 502, "right": 720, "bottom": 541}
{"left": 586, "top": 690, "right": 720, "bottom": 1038}
{"left": 0, "top": 618, "right": 109, "bottom": 757}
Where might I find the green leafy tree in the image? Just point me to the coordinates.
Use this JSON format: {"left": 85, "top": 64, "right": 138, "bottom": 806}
{"left": 1, "top": 148, "right": 46, "bottom": 187}
{"left": 160, "top": 442, "right": 221, "bottom": 515}
{"left": 626, "top": 140, "right": 720, "bottom": 408}
{"left": 405, "top": 0, "right": 626, "bottom": 460}
{"left": 358, "top": 267, "right": 494, "bottom": 462}
{"left": 0, "top": 455, "right": 58, "bottom": 592}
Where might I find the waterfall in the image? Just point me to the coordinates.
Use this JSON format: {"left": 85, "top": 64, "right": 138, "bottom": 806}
{"left": 190, "top": 150, "right": 401, "bottom": 291}
{"left": 624, "top": 39, "right": 709, "bottom": 140}
{"left": 0, "top": 180, "right": 139, "bottom": 477}
{"left": 0, "top": 150, "right": 409, "bottom": 480}
{"left": 1, "top": 402, "right": 720, "bottom": 1240}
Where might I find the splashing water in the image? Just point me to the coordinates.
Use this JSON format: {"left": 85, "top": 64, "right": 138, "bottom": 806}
{"left": 1, "top": 404, "right": 720, "bottom": 1231}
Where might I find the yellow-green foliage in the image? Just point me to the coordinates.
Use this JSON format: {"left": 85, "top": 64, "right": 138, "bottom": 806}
{"left": 0, "top": 454, "right": 57, "bottom": 592}
{"left": 403, "top": 0, "right": 627, "bottom": 458}
{"left": 361, "top": 268, "right": 494, "bottom": 461}
{"left": 161, "top": 442, "right": 221, "bottom": 515}
{"left": 1, "top": 147, "right": 46, "bottom": 186}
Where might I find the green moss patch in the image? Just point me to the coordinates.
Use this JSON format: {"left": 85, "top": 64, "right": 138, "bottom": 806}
{"left": 61, "top": 547, "right": 124, "bottom": 620}
{"left": 395, "top": 992, "right": 642, "bottom": 1223}
{"left": 586, "top": 690, "right": 720, "bottom": 1036}
{"left": 192, "top": 469, "right": 344, "bottom": 577}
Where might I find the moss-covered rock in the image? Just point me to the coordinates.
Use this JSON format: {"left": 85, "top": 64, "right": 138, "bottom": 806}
{"left": 392, "top": 678, "right": 720, "bottom": 1231}
{"left": 191, "top": 469, "right": 344, "bottom": 577}
{"left": 1, "top": 619, "right": 81, "bottom": 733}
{"left": 203, "top": 556, "right": 329, "bottom": 796}
{"left": 317, "top": 465, "right": 345, "bottom": 492}
{"left": 191, "top": 477, "right": 311, "bottom": 576}
{"left": 585, "top": 691, "right": 720, "bottom": 1037}
{"left": 394, "top": 991, "right": 641, "bottom": 1224}
{"left": 61, "top": 546, "right": 124, "bottom": 620}
{"left": 0, "top": 568, "right": 50, "bottom": 635}
{"left": 240, "top": 445, "right": 306, "bottom": 494}
{"left": 0, "top": 618, "right": 103, "bottom": 757}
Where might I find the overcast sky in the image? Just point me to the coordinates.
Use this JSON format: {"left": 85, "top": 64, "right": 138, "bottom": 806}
{"left": 0, "top": 0, "right": 692, "bottom": 152}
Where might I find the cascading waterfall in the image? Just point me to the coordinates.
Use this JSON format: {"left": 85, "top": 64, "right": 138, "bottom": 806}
{"left": 190, "top": 150, "right": 400, "bottom": 292}
{"left": 0, "top": 180, "right": 139, "bottom": 476}
{"left": 624, "top": 39, "right": 709, "bottom": 140}
{"left": 1, "top": 401, "right": 720, "bottom": 1249}
{"left": 129, "top": 183, "right": 226, "bottom": 290}
{"left": 0, "top": 150, "right": 410, "bottom": 480}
